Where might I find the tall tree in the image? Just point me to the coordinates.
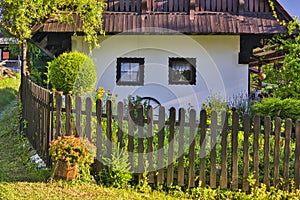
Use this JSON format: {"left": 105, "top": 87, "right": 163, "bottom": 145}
{"left": 0, "top": 0, "right": 105, "bottom": 75}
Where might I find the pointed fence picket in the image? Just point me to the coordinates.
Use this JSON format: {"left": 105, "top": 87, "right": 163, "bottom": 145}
{"left": 22, "top": 77, "right": 300, "bottom": 191}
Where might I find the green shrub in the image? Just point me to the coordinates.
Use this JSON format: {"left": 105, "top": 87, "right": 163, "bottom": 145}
{"left": 251, "top": 97, "right": 300, "bottom": 122}
{"left": 97, "top": 150, "right": 132, "bottom": 188}
{"left": 48, "top": 51, "right": 96, "bottom": 95}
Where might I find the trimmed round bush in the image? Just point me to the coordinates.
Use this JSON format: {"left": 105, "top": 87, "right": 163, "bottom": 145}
{"left": 49, "top": 51, "right": 97, "bottom": 95}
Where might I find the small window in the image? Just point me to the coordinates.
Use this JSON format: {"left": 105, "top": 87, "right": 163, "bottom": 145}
{"left": 116, "top": 58, "right": 144, "bottom": 86}
{"left": 169, "top": 58, "right": 196, "bottom": 85}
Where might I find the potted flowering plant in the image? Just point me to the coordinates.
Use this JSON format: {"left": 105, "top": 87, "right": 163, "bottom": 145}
{"left": 49, "top": 135, "right": 96, "bottom": 181}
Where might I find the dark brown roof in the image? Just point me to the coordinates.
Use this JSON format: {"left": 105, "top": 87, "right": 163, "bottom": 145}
{"left": 33, "top": 0, "right": 293, "bottom": 34}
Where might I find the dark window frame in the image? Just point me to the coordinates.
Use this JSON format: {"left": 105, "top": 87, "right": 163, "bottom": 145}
{"left": 116, "top": 57, "right": 145, "bottom": 86}
{"left": 168, "top": 57, "right": 196, "bottom": 85}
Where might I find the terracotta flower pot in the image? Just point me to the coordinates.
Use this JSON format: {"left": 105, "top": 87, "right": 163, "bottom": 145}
{"left": 53, "top": 160, "right": 78, "bottom": 181}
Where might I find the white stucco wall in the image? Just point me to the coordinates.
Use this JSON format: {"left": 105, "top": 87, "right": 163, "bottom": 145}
{"left": 72, "top": 34, "right": 248, "bottom": 111}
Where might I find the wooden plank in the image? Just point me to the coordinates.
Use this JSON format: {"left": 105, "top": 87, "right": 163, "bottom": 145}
{"left": 65, "top": 94, "right": 72, "bottom": 136}
{"left": 220, "top": 112, "right": 228, "bottom": 189}
{"left": 233, "top": 0, "right": 238, "bottom": 13}
{"left": 178, "top": 108, "right": 185, "bottom": 186}
{"left": 125, "top": 0, "right": 130, "bottom": 11}
{"left": 137, "top": 104, "right": 144, "bottom": 177}
{"left": 157, "top": 106, "right": 166, "bottom": 185}
{"left": 228, "top": 0, "right": 233, "bottom": 12}
{"left": 174, "top": 0, "right": 179, "bottom": 12}
{"left": 96, "top": 99, "right": 103, "bottom": 170}
{"left": 263, "top": 116, "right": 271, "bottom": 189}
{"left": 231, "top": 111, "right": 239, "bottom": 190}
{"left": 147, "top": 106, "right": 155, "bottom": 183}
{"left": 167, "top": 107, "right": 176, "bottom": 185}
{"left": 222, "top": 0, "right": 227, "bottom": 11}
{"left": 206, "top": 0, "right": 211, "bottom": 11}
{"left": 295, "top": 120, "right": 300, "bottom": 189}
{"left": 75, "top": 96, "right": 82, "bottom": 137}
{"left": 283, "top": 119, "right": 292, "bottom": 190}
{"left": 179, "top": 0, "right": 184, "bottom": 12}
{"left": 114, "top": 0, "right": 120, "bottom": 11}
{"left": 273, "top": 117, "right": 281, "bottom": 187}
{"left": 242, "top": 114, "right": 251, "bottom": 191}
{"left": 260, "top": 0, "right": 265, "bottom": 12}
{"left": 199, "top": 110, "right": 207, "bottom": 187}
{"left": 152, "top": 0, "right": 157, "bottom": 11}
{"left": 147, "top": 0, "right": 152, "bottom": 11}
{"left": 128, "top": 102, "right": 135, "bottom": 171}
{"left": 106, "top": 100, "right": 113, "bottom": 160}
{"left": 120, "top": 0, "right": 124, "bottom": 11}
{"left": 188, "top": 109, "right": 196, "bottom": 188}
{"left": 244, "top": 0, "right": 249, "bottom": 12}
{"left": 85, "top": 97, "right": 92, "bottom": 142}
{"left": 117, "top": 102, "right": 124, "bottom": 149}
{"left": 254, "top": 0, "right": 259, "bottom": 12}
{"left": 249, "top": 0, "right": 253, "bottom": 12}
{"left": 253, "top": 115, "right": 260, "bottom": 186}
{"left": 169, "top": 0, "right": 174, "bottom": 11}
{"left": 200, "top": 0, "right": 205, "bottom": 11}
{"left": 217, "top": 0, "right": 222, "bottom": 11}
{"left": 209, "top": 111, "right": 217, "bottom": 188}
{"left": 211, "top": 0, "right": 217, "bottom": 11}
{"left": 184, "top": 0, "right": 189, "bottom": 12}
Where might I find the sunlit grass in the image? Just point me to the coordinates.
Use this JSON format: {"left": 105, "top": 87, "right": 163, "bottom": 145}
{"left": 0, "top": 75, "right": 20, "bottom": 112}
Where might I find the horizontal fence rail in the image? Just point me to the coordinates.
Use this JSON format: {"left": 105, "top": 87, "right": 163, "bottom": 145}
{"left": 22, "top": 77, "right": 300, "bottom": 190}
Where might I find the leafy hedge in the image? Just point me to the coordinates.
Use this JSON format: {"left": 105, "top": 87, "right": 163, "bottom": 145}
{"left": 251, "top": 97, "right": 300, "bottom": 122}
{"left": 49, "top": 51, "right": 97, "bottom": 95}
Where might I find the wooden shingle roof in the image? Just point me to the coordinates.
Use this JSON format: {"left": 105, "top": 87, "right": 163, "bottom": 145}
{"left": 33, "top": 0, "right": 292, "bottom": 34}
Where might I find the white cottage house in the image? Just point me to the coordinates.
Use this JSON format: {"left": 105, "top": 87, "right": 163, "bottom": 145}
{"left": 32, "top": 0, "right": 292, "bottom": 110}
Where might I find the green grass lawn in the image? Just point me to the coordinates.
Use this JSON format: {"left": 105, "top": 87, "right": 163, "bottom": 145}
{"left": 0, "top": 76, "right": 186, "bottom": 199}
{"left": 0, "top": 75, "right": 20, "bottom": 113}
{"left": 0, "top": 76, "right": 300, "bottom": 199}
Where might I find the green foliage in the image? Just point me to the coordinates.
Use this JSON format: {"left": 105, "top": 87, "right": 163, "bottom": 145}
{"left": 48, "top": 51, "right": 96, "bottom": 95}
{"left": 0, "top": 0, "right": 105, "bottom": 49}
{"left": 262, "top": 17, "right": 300, "bottom": 98}
{"left": 251, "top": 97, "right": 300, "bottom": 122}
{"left": 97, "top": 150, "right": 132, "bottom": 189}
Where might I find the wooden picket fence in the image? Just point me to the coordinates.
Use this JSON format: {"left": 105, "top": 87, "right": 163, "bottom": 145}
{"left": 21, "top": 77, "right": 300, "bottom": 190}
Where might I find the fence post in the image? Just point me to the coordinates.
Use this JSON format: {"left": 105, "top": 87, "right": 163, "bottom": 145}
{"left": 55, "top": 93, "right": 62, "bottom": 137}
{"left": 147, "top": 105, "right": 155, "bottom": 183}
{"left": 157, "top": 106, "right": 165, "bottom": 185}
{"left": 210, "top": 110, "right": 217, "bottom": 189}
{"left": 199, "top": 109, "right": 207, "bottom": 187}
{"left": 178, "top": 108, "right": 185, "bottom": 186}
{"left": 263, "top": 116, "right": 271, "bottom": 189}
{"left": 167, "top": 107, "right": 176, "bottom": 185}
{"left": 242, "top": 114, "right": 251, "bottom": 191}
{"left": 106, "top": 100, "right": 112, "bottom": 160}
{"left": 95, "top": 99, "right": 103, "bottom": 171}
{"left": 220, "top": 111, "right": 229, "bottom": 189}
{"left": 128, "top": 102, "right": 135, "bottom": 171}
{"left": 85, "top": 97, "right": 92, "bottom": 141}
{"left": 188, "top": 108, "right": 196, "bottom": 188}
{"left": 253, "top": 115, "right": 260, "bottom": 186}
{"left": 65, "top": 94, "right": 72, "bottom": 136}
{"left": 231, "top": 111, "right": 239, "bottom": 190}
{"left": 117, "top": 102, "right": 124, "bottom": 149}
{"left": 137, "top": 104, "right": 144, "bottom": 178}
{"left": 273, "top": 117, "right": 282, "bottom": 187}
{"left": 294, "top": 120, "right": 300, "bottom": 189}
{"left": 283, "top": 119, "right": 292, "bottom": 190}
{"left": 75, "top": 96, "right": 82, "bottom": 137}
